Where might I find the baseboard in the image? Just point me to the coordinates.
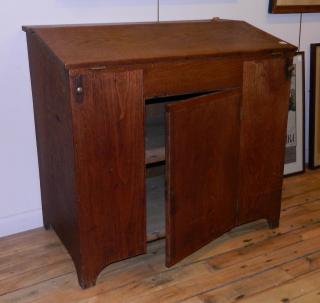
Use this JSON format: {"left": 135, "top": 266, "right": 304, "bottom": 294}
{"left": 0, "top": 209, "right": 43, "bottom": 238}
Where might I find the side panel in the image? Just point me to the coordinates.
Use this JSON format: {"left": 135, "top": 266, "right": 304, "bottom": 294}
{"left": 26, "top": 32, "right": 80, "bottom": 266}
{"left": 238, "top": 57, "right": 291, "bottom": 227}
{"left": 166, "top": 90, "right": 241, "bottom": 267}
{"left": 69, "top": 69, "right": 145, "bottom": 287}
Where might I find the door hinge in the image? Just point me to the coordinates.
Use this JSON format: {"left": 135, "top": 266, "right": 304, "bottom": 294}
{"left": 74, "top": 75, "right": 84, "bottom": 103}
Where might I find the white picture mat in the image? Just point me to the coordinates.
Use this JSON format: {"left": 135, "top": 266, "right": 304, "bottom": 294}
{"left": 284, "top": 54, "right": 304, "bottom": 175}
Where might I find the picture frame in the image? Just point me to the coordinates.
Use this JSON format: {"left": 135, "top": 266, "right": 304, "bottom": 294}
{"left": 309, "top": 44, "right": 320, "bottom": 168}
{"left": 269, "top": 0, "right": 320, "bottom": 13}
{"left": 284, "top": 52, "right": 305, "bottom": 176}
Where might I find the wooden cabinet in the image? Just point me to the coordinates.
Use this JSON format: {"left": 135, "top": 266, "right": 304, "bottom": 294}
{"left": 23, "top": 19, "right": 296, "bottom": 288}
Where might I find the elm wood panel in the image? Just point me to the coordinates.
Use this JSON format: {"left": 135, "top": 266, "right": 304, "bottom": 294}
{"left": 166, "top": 89, "right": 241, "bottom": 267}
{"left": 238, "top": 58, "right": 291, "bottom": 227}
{"left": 26, "top": 32, "right": 81, "bottom": 268}
{"left": 23, "top": 20, "right": 296, "bottom": 68}
{"left": 69, "top": 69, "right": 145, "bottom": 288}
{"left": 145, "top": 85, "right": 254, "bottom": 165}
{"left": 65, "top": 54, "right": 294, "bottom": 101}
{"left": 143, "top": 58, "right": 243, "bottom": 99}
{"left": 144, "top": 92, "right": 227, "bottom": 164}
{"left": 145, "top": 93, "right": 222, "bottom": 164}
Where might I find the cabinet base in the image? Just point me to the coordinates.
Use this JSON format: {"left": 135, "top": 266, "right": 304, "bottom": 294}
{"left": 267, "top": 217, "right": 280, "bottom": 229}
{"left": 49, "top": 216, "right": 280, "bottom": 289}
{"left": 77, "top": 273, "right": 98, "bottom": 289}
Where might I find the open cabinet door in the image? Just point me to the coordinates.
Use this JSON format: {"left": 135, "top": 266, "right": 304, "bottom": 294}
{"left": 166, "top": 89, "right": 241, "bottom": 267}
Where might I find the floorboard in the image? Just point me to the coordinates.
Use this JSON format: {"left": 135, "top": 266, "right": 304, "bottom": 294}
{"left": 1, "top": 170, "right": 320, "bottom": 302}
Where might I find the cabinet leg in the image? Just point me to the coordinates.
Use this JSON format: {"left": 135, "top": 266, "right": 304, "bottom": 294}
{"left": 267, "top": 217, "right": 280, "bottom": 229}
{"left": 43, "top": 222, "right": 51, "bottom": 230}
{"left": 77, "top": 274, "right": 98, "bottom": 289}
{"left": 41, "top": 202, "right": 51, "bottom": 230}
{"left": 74, "top": 262, "right": 101, "bottom": 289}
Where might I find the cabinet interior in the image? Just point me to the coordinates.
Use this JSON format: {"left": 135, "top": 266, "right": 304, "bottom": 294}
{"left": 146, "top": 164, "right": 165, "bottom": 242}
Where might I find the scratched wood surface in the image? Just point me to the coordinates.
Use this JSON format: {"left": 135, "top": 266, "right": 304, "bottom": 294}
{"left": 1, "top": 170, "right": 320, "bottom": 302}
{"left": 23, "top": 20, "right": 296, "bottom": 68}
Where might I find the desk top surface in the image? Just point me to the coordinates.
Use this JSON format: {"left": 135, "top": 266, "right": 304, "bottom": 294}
{"left": 23, "top": 20, "right": 296, "bottom": 69}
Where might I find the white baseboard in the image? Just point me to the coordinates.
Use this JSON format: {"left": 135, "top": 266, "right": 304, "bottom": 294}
{"left": 0, "top": 208, "right": 43, "bottom": 238}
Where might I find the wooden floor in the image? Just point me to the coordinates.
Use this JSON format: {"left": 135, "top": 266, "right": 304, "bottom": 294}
{"left": 2, "top": 170, "right": 320, "bottom": 303}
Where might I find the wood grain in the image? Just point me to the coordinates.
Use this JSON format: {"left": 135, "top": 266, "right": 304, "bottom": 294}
{"left": 2, "top": 170, "right": 320, "bottom": 302}
{"left": 69, "top": 69, "right": 146, "bottom": 288}
{"left": 143, "top": 57, "right": 243, "bottom": 98}
{"left": 23, "top": 20, "right": 295, "bottom": 289}
{"left": 23, "top": 20, "right": 296, "bottom": 68}
{"left": 166, "top": 89, "right": 241, "bottom": 266}
{"left": 238, "top": 58, "right": 291, "bottom": 228}
{"left": 26, "top": 31, "right": 81, "bottom": 273}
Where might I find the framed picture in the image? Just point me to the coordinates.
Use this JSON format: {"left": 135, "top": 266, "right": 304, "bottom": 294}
{"left": 269, "top": 0, "right": 320, "bottom": 13}
{"left": 309, "top": 44, "right": 320, "bottom": 168}
{"left": 284, "top": 52, "right": 305, "bottom": 176}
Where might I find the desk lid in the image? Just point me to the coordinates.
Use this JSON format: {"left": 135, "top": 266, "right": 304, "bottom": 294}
{"left": 23, "top": 19, "right": 297, "bottom": 69}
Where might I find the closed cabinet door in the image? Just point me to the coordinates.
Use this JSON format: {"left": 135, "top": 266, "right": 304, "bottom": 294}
{"left": 238, "top": 58, "right": 291, "bottom": 227}
{"left": 69, "top": 69, "right": 146, "bottom": 282}
{"left": 166, "top": 89, "right": 241, "bottom": 266}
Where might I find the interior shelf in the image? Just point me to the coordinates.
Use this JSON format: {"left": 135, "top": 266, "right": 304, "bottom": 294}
{"left": 145, "top": 122, "right": 165, "bottom": 164}
{"left": 145, "top": 92, "right": 214, "bottom": 165}
{"left": 146, "top": 174, "right": 165, "bottom": 242}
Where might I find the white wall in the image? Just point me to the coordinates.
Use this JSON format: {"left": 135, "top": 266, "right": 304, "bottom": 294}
{"left": 1, "top": 0, "right": 319, "bottom": 237}
{"left": 0, "top": 0, "right": 157, "bottom": 237}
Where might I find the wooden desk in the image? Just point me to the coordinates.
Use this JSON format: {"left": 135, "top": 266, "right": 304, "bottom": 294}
{"left": 23, "top": 19, "right": 296, "bottom": 288}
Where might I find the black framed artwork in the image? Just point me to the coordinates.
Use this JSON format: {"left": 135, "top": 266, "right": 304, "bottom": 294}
{"left": 309, "top": 44, "right": 320, "bottom": 168}
{"left": 284, "top": 52, "right": 305, "bottom": 176}
{"left": 269, "top": 0, "right": 320, "bottom": 13}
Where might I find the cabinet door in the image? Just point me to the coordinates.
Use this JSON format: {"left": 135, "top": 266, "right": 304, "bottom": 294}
{"left": 238, "top": 58, "right": 291, "bottom": 227}
{"left": 69, "top": 69, "right": 145, "bottom": 284}
{"left": 166, "top": 89, "right": 241, "bottom": 266}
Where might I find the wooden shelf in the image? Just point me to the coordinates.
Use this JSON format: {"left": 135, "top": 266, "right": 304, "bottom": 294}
{"left": 145, "top": 92, "right": 216, "bottom": 165}
{"left": 147, "top": 174, "right": 165, "bottom": 242}
{"left": 145, "top": 122, "right": 165, "bottom": 164}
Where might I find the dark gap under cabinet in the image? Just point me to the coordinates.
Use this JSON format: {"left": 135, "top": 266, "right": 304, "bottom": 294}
{"left": 23, "top": 19, "right": 296, "bottom": 288}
